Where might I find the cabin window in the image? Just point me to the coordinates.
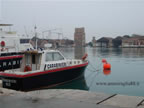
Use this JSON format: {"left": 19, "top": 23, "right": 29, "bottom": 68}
{"left": 53, "top": 53, "right": 64, "bottom": 61}
{"left": 26, "top": 55, "right": 31, "bottom": 64}
{"left": 36, "top": 54, "right": 41, "bottom": 64}
{"left": 32, "top": 55, "right": 36, "bottom": 64}
{"left": 46, "top": 52, "right": 64, "bottom": 61}
{"left": 46, "top": 53, "right": 53, "bottom": 61}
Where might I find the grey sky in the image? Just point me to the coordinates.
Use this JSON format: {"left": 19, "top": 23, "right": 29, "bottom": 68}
{"left": 1, "top": 0, "right": 144, "bottom": 42}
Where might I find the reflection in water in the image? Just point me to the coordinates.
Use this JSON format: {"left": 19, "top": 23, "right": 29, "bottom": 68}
{"left": 103, "top": 70, "right": 111, "bottom": 76}
{"left": 58, "top": 47, "right": 144, "bottom": 96}
{"left": 122, "top": 48, "right": 144, "bottom": 58}
{"left": 50, "top": 76, "right": 89, "bottom": 91}
{"left": 92, "top": 47, "right": 144, "bottom": 58}
{"left": 75, "top": 47, "right": 85, "bottom": 59}
{"left": 91, "top": 48, "right": 96, "bottom": 56}
{"left": 95, "top": 47, "right": 122, "bottom": 57}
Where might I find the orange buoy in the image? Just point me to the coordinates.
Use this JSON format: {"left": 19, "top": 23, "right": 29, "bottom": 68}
{"left": 82, "top": 53, "right": 88, "bottom": 61}
{"left": 102, "top": 59, "right": 107, "bottom": 63}
{"left": 103, "top": 69, "right": 111, "bottom": 75}
{"left": 103, "top": 63, "right": 111, "bottom": 70}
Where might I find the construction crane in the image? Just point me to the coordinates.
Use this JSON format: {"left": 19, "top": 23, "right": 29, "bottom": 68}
{"left": 24, "top": 26, "right": 29, "bottom": 37}
{"left": 42, "top": 28, "right": 62, "bottom": 39}
{"left": 51, "top": 32, "right": 63, "bottom": 40}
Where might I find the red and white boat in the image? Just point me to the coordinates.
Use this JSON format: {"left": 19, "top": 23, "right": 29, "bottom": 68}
{"left": 0, "top": 49, "right": 88, "bottom": 91}
{"left": 0, "top": 24, "right": 33, "bottom": 71}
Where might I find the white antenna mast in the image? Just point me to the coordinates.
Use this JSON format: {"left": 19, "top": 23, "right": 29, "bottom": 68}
{"left": 24, "top": 26, "right": 29, "bottom": 37}
{"left": 34, "top": 25, "right": 38, "bottom": 50}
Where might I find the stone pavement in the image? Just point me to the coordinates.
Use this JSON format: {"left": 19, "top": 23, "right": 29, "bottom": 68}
{"left": 0, "top": 88, "right": 144, "bottom": 108}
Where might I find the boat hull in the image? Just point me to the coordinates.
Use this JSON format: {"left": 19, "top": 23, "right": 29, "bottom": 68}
{"left": 1, "top": 63, "right": 88, "bottom": 91}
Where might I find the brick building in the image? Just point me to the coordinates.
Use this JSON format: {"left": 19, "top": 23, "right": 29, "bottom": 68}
{"left": 74, "top": 27, "right": 86, "bottom": 59}
{"left": 122, "top": 36, "right": 144, "bottom": 48}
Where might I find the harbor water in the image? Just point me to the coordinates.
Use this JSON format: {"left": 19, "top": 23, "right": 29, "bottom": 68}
{"left": 52, "top": 47, "right": 144, "bottom": 97}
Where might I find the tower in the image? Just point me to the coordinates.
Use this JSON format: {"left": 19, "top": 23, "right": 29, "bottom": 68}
{"left": 92, "top": 36, "right": 96, "bottom": 47}
{"left": 74, "top": 27, "right": 86, "bottom": 59}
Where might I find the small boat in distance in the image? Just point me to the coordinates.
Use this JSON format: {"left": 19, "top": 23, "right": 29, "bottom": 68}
{"left": 0, "top": 49, "right": 88, "bottom": 91}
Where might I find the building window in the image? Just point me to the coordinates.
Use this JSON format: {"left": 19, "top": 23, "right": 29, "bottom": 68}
{"left": 20, "top": 39, "right": 29, "bottom": 43}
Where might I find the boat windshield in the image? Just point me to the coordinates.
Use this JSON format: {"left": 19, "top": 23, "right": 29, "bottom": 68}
{"left": 46, "top": 52, "right": 64, "bottom": 61}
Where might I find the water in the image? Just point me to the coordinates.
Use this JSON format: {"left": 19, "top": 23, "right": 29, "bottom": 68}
{"left": 53, "top": 47, "right": 144, "bottom": 97}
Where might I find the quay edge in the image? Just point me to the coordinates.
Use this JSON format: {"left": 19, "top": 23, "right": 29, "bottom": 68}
{"left": 0, "top": 87, "right": 144, "bottom": 108}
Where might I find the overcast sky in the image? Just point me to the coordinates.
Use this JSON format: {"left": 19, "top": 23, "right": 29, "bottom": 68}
{"left": 0, "top": 0, "right": 144, "bottom": 42}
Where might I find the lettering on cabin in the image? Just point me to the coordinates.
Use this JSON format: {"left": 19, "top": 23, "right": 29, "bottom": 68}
{"left": 45, "top": 62, "right": 67, "bottom": 70}
{"left": 0, "top": 58, "right": 22, "bottom": 71}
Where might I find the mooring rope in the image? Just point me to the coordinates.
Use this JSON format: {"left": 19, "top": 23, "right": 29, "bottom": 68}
{"left": 86, "top": 61, "right": 102, "bottom": 78}
{"left": 85, "top": 61, "right": 103, "bottom": 88}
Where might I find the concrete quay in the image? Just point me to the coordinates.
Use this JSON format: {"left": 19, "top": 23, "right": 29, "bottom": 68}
{"left": 0, "top": 88, "right": 144, "bottom": 108}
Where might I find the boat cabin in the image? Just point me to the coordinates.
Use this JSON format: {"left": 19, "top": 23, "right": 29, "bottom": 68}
{"left": 2, "top": 49, "right": 84, "bottom": 74}
{"left": 21, "top": 51, "right": 41, "bottom": 72}
{"left": 21, "top": 50, "right": 67, "bottom": 72}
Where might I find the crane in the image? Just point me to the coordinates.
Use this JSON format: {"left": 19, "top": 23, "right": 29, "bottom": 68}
{"left": 42, "top": 28, "right": 62, "bottom": 39}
